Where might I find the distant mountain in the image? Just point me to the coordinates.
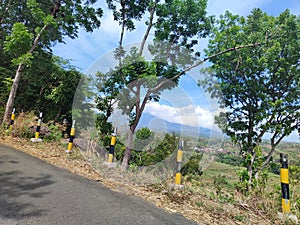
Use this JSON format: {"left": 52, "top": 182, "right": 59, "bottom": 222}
{"left": 137, "top": 113, "right": 224, "bottom": 138}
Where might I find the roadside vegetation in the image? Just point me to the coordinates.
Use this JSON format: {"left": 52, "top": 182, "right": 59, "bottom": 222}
{"left": 1, "top": 114, "right": 299, "bottom": 225}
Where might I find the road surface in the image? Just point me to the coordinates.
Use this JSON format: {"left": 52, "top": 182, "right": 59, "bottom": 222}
{"left": 0, "top": 144, "right": 197, "bottom": 225}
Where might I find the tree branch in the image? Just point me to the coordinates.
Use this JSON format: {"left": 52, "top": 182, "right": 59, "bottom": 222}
{"left": 151, "top": 42, "right": 261, "bottom": 92}
{"left": 139, "top": 1, "right": 157, "bottom": 56}
{"left": 29, "top": 0, "right": 61, "bottom": 54}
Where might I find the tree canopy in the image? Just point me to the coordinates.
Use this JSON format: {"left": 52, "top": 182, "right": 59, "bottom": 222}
{"left": 1, "top": 1, "right": 299, "bottom": 177}
{"left": 202, "top": 9, "right": 300, "bottom": 189}
{"left": 0, "top": 0, "right": 103, "bottom": 123}
{"left": 93, "top": 0, "right": 213, "bottom": 169}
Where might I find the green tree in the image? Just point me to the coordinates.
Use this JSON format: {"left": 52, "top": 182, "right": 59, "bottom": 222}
{"left": 1, "top": 0, "right": 102, "bottom": 124}
{"left": 96, "top": 0, "right": 213, "bottom": 169}
{"left": 96, "top": 0, "right": 261, "bottom": 169}
{"left": 133, "top": 127, "right": 154, "bottom": 151}
{"left": 42, "top": 57, "right": 82, "bottom": 121}
{"left": 202, "top": 9, "right": 300, "bottom": 190}
{"left": 128, "top": 132, "right": 178, "bottom": 167}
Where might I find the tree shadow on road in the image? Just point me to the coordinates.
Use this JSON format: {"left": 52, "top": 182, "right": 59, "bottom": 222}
{"left": 0, "top": 167, "right": 55, "bottom": 220}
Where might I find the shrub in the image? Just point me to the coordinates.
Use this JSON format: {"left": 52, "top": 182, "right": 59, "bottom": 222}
{"left": 216, "top": 152, "right": 243, "bottom": 166}
{"left": 44, "top": 124, "right": 62, "bottom": 141}
{"left": 11, "top": 111, "right": 36, "bottom": 138}
{"left": 181, "top": 153, "right": 203, "bottom": 176}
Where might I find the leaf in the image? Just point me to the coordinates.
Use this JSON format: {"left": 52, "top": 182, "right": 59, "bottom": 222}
{"left": 11, "top": 53, "right": 34, "bottom": 66}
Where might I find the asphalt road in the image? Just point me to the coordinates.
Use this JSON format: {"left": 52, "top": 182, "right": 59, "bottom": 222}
{"left": 0, "top": 144, "right": 197, "bottom": 225}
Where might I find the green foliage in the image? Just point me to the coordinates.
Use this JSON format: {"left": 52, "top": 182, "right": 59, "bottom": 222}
{"left": 152, "top": 0, "right": 213, "bottom": 66}
{"left": 106, "top": 0, "right": 148, "bottom": 31}
{"left": 133, "top": 127, "right": 154, "bottom": 151}
{"left": 212, "top": 174, "right": 235, "bottom": 203}
{"left": 10, "top": 112, "right": 36, "bottom": 138}
{"left": 0, "top": 77, "right": 13, "bottom": 110}
{"left": 12, "top": 55, "right": 82, "bottom": 122}
{"left": 236, "top": 169, "right": 250, "bottom": 194}
{"left": 96, "top": 114, "right": 113, "bottom": 136}
{"left": 4, "top": 22, "right": 34, "bottom": 65}
{"left": 0, "top": 107, "right": 4, "bottom": 122}
{"left": 44, "top": 124, "right": 63, "bottom": 141}
{"left": 268, "top": 161, "right": 280, "bottom": 175}
{"left": 115, "top": 144, "right": 126, "bottom": 161}
{"left": 202, "top": 9, "right": 300, "bottom": 190}
{"left": 181, "top": 153, "right": 203, "bottom": 176}
{"left": 236, "top": 146, "right": 270, "bottom": 193}
{"left": 216, "top": 153, "right": 243, "bottom": 166}
{"left": 290, "top": 165, "right": 300, "bottom": 185}
{"left": 0, "top": 0, "right": 103, "bottom": 123}
{"left": 95, "top": 47, "right": 182, "bottom": 129}
{"left": 114, "top": 133, "right": 178, "bottom": 167}
{"left": 0, "top": 121, "right": 10, "bottom": 136}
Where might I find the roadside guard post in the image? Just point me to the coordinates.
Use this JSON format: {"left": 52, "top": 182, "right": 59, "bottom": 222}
{"left": 31, "top": 112, "right": 43, "bottom": 142}
{"left": 107, "top": 127, "right": 117, "bottom": 163}
{"left": 66, "top": 120, "right": 76, "bottom": 153}
{"left": 175, "top": 140, "right": 184, "bottom": 185}
{"left": 9, "top": 108, "right": 15, "bottom": 131}
{"left": 280, "top": 153, "right": 290, "bottom": 213}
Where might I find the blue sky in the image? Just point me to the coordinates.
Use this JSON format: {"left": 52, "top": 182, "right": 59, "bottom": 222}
{"left": 54, "top": 0, "right": 300, "bottom": 142}
{"left": 53, "top": 0, "right": 300, "bottom": 72}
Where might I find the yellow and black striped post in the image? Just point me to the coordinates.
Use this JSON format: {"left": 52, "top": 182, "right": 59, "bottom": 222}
{"left": 31, "top": 112, "right": 43, "bottom": 142}
{"left": 66, "top": 120, "right": 76, "bottom": 153}
{"left": 107, "top": 127, "right": 117, "bottom": 163}
{"left": 9, "top": 108, "right": 15, "bottom": 131}
{"left": 35, "top": 112, "right": 43, "bottom": 139}
{"left": 175, "top": 140, "right": 184, "bottom": 185}
{"left": 280, "top": 153, "right": 290, "bottom": 213}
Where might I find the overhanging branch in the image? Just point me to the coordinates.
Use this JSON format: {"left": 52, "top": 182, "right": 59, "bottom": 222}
{"left": 151, "top": 42, "right": 261, "bottom": 92}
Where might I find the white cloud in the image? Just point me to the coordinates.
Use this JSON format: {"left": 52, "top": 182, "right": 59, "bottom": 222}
{"left": 144, "top": 102, "right": 219, "bottom": 129}
{"left": 101, "top": 12, "right": 122, "bottom": 36}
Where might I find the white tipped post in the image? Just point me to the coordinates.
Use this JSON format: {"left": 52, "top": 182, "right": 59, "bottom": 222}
{"left": 9, "top": 108, "right": 16, "bottom": 131}
{"left": 31, "top": 112, "right": 43, "bottom": 142}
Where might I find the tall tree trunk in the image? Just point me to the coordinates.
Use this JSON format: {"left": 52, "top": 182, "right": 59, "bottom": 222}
{"left": 121, "top": 126, "right": 135, "bottom": 169}
{"left": 2, "top": 63, "right": 24, "bottom": 123}
{"left": 117, "top": 0, "right": 126, "bottom": 67}
{"left": 2, "top": 1, "right": 60, "bottom": 124}
{"left": 121, "top": 2, "right": 157, "bottom": 168}
{"left": 247, "top": 149, "right": 256, "bottom": 190}
{"left": 139, "top": 2, "right": 156, "bottom": 56}
{"left": 121, "top": 88, "right": 150, "bottom": 169}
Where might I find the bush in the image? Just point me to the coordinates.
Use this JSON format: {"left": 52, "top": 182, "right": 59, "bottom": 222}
{"left": 129, "top": 133, "right": 178, "bottom": 166}
{"left": 213, "top": 175, "right": 234, "bottom": 202}
{"left": 181, "top": 153, "right": 203, "bottom": 176}
{"left": 44, "top": 124, "right": 62, "bottom": 141}
{"left": 115, "top": 143, "right": 126, "bottom": 161}
{"left": 11, "top": 111, "right": 36, "bottom": 138}
{"left": 216, "top": 153, "right": 243, "bottom": 166}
